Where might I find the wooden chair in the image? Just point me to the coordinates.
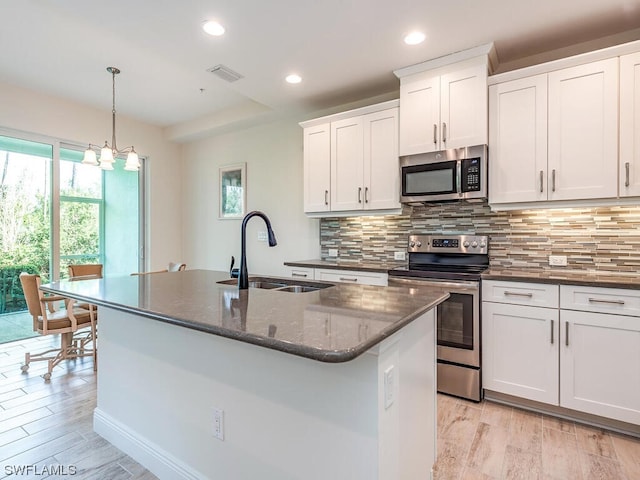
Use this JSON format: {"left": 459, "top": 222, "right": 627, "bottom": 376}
{"left": 131, "top": 262, "right": 186, "bottom": 276}
{"left": 19, "top": 273, "right": 97, "bottom": 381}
{"left": 67, "top": 263, "right": 103, "bottom": 280}
{"left": 67, "top": 263, "right": 102, "bottom": 314}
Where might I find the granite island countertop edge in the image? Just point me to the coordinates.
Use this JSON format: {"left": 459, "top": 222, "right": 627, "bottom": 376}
{"left": 40, "top": 270, "right": 448, "bottom": 364}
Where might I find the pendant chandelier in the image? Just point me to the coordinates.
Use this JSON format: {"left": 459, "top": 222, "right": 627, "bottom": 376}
{"left": 82, "top": 67, "right": 140, "bottom": 171}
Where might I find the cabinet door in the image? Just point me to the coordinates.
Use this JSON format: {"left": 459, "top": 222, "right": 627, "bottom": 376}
{"left": 489, "top": 75, "right": 548, "bottom": 203}
{"left": 398, "top": 73, "right": 440, "bottom": 155}
{"left": 548, "top": 58, "right": 619, "bottom": 200}
{"left": 441, "top": 64, "right": 488, "bottom": 149}
{"left": 331, "top": 117, "right": 364, "bottom": 211}
{"left": 303, "top": 123, "right": 331, "bottom": 212}
{"left": 620, "top": 51, "right": 640, "bottom": 197}
{"left": 560, "top": 310, "right": 640, "bottom": 425}
{"left": 314, "top": 269, "right": 388, "bottom": 286}
{"left": 482, "top": 302, "right": 559, "bottom": 405}
{"left": 363, "top": 108, "right": 400, "bottom": 210}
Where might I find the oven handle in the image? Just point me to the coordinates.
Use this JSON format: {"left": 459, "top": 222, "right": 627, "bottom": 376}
{"left": 388, "top": 276, "right": 479, "bottom": 292}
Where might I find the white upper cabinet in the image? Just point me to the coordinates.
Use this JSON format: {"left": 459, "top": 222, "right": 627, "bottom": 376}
{"left": 331, "top": 116, "right": 364, "bottom": 211}
{"left": 620, "top": 51, "right": 640, "bottom": 197}
{"left": 398, "top": 64, "right": 488, "bottom": 155}
{"left": 300, "top": 100, "right": 400, "bottom": 216}
{"left": 489, "top": 74, "right": 548, "bottom": 203}
{"left": 363, "top": 108, "right": 400, "bottom": 210}
{"left": 547, "top": 58, "right": 618, "bottom": 201}
{"left": 488, "top": 41, "right": 640, "bottom": 208}
{"left": 302, "top": 123, "right": 331, "bottom": 213}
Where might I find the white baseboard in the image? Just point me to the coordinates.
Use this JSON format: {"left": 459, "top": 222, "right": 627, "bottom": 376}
{"left": 93, "top": 408, "right": 204, "bottom": 480}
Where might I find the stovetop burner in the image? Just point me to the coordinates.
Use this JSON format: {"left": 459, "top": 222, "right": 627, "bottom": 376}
{"left": 389, "top": 234, "right": 489, "bottom": 281}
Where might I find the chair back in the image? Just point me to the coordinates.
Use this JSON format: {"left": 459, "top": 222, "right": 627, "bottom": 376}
{"left": 19, "top": 273, "right": 43, "bottom": 328}
{"left": 168, "top": 262, "right": 186, "bottom": 272}
{"left": 68, "top": 264, "right": 103, "bottom": 279}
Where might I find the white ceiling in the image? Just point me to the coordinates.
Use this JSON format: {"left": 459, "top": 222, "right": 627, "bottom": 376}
{"left": 1, "top": 1, "right": 639, "bottom": 140}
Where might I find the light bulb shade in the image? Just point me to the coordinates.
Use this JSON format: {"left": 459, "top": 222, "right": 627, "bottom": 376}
{"left": 82, "top": 148, "right": 98, "bottom": 166}
{"left": 100, "top": 160, "right": 114, "bottom": 171}
{"left": 124, "top": 150, "right": 140, "bottom": 171}
{"left": 100, "top": 146, "right": 114, "bottom": 163}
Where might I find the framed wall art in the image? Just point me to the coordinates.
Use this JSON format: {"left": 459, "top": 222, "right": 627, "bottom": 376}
{"left": 219, "top": 163, "right": 246, "bottom": 219}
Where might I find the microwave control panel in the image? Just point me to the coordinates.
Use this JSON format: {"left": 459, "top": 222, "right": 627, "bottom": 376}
{"left": 461, "top": 158, "right": 481, "bottom": 192}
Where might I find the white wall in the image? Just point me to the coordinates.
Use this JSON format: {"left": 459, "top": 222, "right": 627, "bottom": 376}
{"left": 0, "top": 81, "right": 182, "bottom": 270}
{"left": 181, "top": 118, "right": 319, "bottom": 276}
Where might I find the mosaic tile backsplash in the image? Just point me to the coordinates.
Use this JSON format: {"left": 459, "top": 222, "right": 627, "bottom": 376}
{"left": 319, "top": 201, "right": 640, "bottom": 274}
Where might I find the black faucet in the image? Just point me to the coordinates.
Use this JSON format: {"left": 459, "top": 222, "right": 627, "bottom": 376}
{"left": 238, "top": 211, "right": 277, "bottom": 289}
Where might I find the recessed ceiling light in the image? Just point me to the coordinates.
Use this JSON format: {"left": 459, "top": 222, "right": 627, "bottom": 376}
{"left": 286, "top": 74, "right": 302, "bottom": 84}
{"left": 404, "top": 31, "right": 426, "bottom": 45}
{"left": 202, "top": 20, "right": 225, "bottom": 36}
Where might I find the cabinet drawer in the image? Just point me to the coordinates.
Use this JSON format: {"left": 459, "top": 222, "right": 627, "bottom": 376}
{"left": 561, "top": 285, "right": 640, "bottom": 317}
{"left": 286, "top": 267, "right": 315, "bottom": 280}
{"left": 315, "top": 269, "right": 388, "bottom": 286}
{"left": 482, "top": 280, "right": 559, "bottom": 308}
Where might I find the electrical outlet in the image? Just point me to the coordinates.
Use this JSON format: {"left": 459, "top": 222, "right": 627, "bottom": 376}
{"left": 394, "top": 251, "right": 406, "bottom": 261}
{"left": 328, "top": 249, "right": 338, "bottom": 257}
{"left": 384, "top": 365, "right": 395, "bottom": 409}
{"left": 548, "top": 255, "right": 567, "bottom": 267}
{"left": 213, "top": 408, "right": 224, "bottom": 440}
{"left": 257, "top": 230, "right": 267, "bottom": 242}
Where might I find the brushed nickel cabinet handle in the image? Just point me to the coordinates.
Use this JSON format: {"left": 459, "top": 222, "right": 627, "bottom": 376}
{"left": 625, "top": 162, "right": 630, "bottom": 188}
{"left": 442, "top": 122, "right": 447, "bottom": 143}
{"left": 339, "top": 277, "right": 358, "bottom": 282}
{"left": 503, "top": 291, "right": 533, "bottom": 298}
{"left": 358, "top": 187, "right": 362, "bottom": 203}
{"left": 433, "top": 124, "right": 438, "bottom": 145}
{"left": 291, "top": 272, "right": 308, "bottom": 278}
{"left": 565, "top": 322, "right": 569, "bottom": 346}
{"left": 324, "top": 190, "right": 328, "bottom": 205}
{"left": 550, "top": 319, "right": 554, "bottom": 345}
{"left": 552, "top": 169, "right": 556, "bottom": 192}
{"left": 540, "top": 171, "right": 544, "bottom": 193}
{"left": 364, "top": 187, "right": 369, "bottom": 203}
{"left": 588, "top": 297, "right": 625, "bottom": 305}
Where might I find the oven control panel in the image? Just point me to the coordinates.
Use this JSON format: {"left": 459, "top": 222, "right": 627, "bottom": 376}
{"left": 408, "top": 234, "right": 488, "bottom": 254}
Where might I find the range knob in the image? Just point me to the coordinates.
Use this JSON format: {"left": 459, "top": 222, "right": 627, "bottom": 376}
{"left": 480, "top": 241, "right": 487, "bottom": 248}
{"left": 463, "top": 241, "right": 470, "bottom": 247}
{"left": 416, "top": 241, "right": 422, "bottom": 248}
{"left": 471, "top": 241, "right": 478, "bottom": 248}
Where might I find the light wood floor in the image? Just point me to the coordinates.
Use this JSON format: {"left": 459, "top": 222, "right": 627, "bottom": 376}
{"left": 435, "top": 393, "right": 640, "bottom": 480}
{"left": 1, "top": 335, "right": 639, "bottom": 480}
{"left": 0, "top": 334, "right": 157, "bottom": 479}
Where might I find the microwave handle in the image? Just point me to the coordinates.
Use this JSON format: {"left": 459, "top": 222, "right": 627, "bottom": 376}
{"left": 456, "top": 160, "right": 462, "bottom": 195}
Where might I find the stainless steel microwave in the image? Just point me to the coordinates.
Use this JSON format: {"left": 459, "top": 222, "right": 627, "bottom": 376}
{"left": 400, "top": 144, "right": 487, "bottom": 204}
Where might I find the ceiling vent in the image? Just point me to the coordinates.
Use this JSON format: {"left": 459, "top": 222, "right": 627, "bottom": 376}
{"left": 207, "top": 64, "right": 244, "bottom": 83}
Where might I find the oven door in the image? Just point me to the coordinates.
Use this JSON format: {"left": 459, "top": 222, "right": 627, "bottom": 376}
{"left": 388, "top": 277, "right": 480, "bottom": 367}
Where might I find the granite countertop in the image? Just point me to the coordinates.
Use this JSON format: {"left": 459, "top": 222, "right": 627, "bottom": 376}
{"left": 483, "top": 267, "right": 640, "bottom": 290}
{"left": 41, "top": 269, "right": 448, "bottom": 363}
{"left": 285, "top": 259, "right": 403, "bottom": 273}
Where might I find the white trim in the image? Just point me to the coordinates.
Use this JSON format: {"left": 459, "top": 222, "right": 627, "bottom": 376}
{"left": 299, "top": 100, "right": 399, "bottom": 128}
{"left": 305, "top": 207, "right": 403, "bottom": 218}
{"left": 489, "top": 39, "right": 640, "bottom": 85}
{"left": 94, "top": 408, "right": 205, "bottom": 480}
{"left": 393, "top": 43, "right": 496, "bottom": 78}
{"left": 489, "top": 197, "right": 640, "bottom": 212}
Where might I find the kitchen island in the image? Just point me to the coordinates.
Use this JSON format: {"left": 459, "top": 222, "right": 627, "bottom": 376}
{"left": 41, "top": 269, "right": 448, "bottom": 480}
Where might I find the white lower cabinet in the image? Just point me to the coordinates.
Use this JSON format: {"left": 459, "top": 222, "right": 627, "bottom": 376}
{"left": 314, "top": 268, "right": 388, "bottom": 286}
{"left": 482, "top": 280, "right": 560, "bottom": 405}
{"left": 285, "top": 267, "right": 315, "bottom": 281}
{"left": 560, "top": 287, "right": 640, "bottom": 425}
{"left": 483, "top": 280, "right": 640, "bottom": 426}
{"left": 483, "top": 302, "right": 559, "bottom": 405}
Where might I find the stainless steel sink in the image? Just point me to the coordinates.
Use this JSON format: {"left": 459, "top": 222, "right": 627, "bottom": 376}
{"left": 217, "top": 276, "right": 332, "bottom": 292}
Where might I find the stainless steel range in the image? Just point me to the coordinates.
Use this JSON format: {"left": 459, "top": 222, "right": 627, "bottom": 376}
{"left": 388, "top": 234, "right": 489, "bottom": 402}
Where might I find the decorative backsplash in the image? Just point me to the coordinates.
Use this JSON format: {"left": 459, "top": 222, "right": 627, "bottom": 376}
{"left": 320, "top": 202, "right": 640, "bottom": 274}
